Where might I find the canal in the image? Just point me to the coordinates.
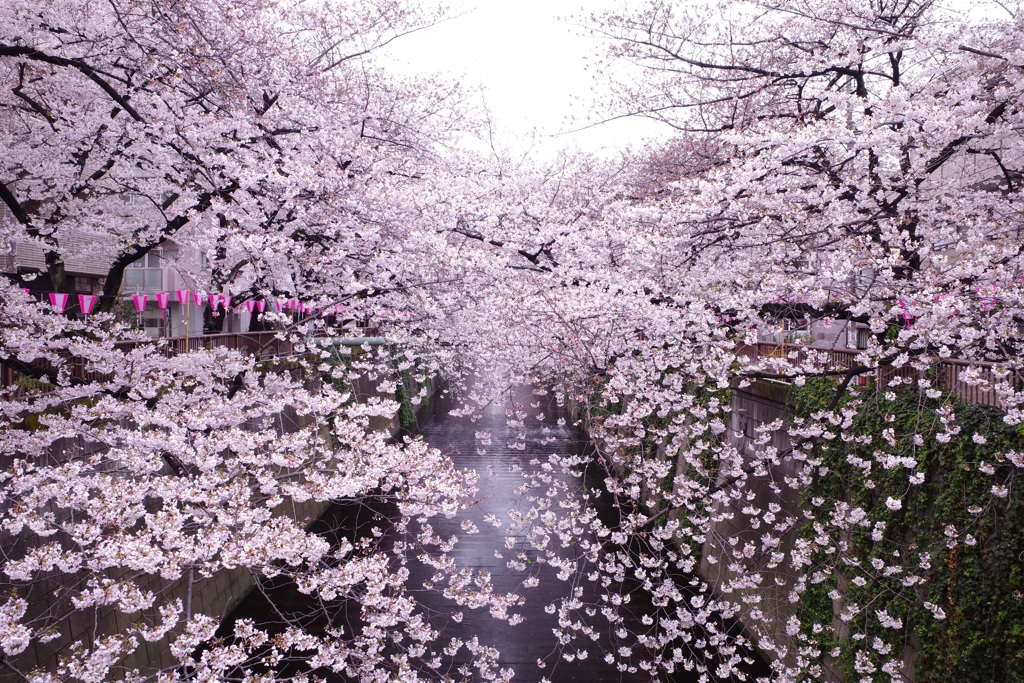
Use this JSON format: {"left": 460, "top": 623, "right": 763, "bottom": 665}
{"left": 224, "top": 394, "right": 768, "bottom": 682}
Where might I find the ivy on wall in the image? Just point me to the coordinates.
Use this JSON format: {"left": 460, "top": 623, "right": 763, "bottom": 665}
{"left": 790, "top": 378, "right": 1024, "bottom": 682}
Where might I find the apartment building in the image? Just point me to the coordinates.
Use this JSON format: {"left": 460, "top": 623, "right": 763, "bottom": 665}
{"left": 0, "top": 202, "right": 250, "bottom": 337}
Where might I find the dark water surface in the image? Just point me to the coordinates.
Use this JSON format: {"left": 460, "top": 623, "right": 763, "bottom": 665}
{"left": 224, "top": 399, "right": 768, "bottom": 682}
{"left": 414, "top": 404, "right": 653, "bottom": 682}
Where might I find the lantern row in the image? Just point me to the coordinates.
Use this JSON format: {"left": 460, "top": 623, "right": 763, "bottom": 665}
{"left": 33, "top": 289, "right": 409, "bottom": 318}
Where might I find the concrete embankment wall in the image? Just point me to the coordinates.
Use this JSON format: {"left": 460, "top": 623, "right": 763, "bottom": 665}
{"left": 695, "top": 383, "right": 823, "bottom": 677}
{"left": 696, "top": 382, "right": 868, "bottom": 681}
{"left": 4, "top": 405, "right": 331, "bottom": 680}
{"left": 567, "top": 381, "right": 845, "bottom": 679}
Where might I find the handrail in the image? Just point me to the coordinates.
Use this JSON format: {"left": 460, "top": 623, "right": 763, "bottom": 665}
{"left": 0, "top": 329, "right": 378, "bottom": 394}
{"left": 739, "top": 342, "right": 1015, "bottom": 408}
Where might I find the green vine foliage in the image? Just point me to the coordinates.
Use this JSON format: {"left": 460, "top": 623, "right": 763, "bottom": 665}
{"left": 394, "top": 367, "right": 419, "bottom": 434}
{"left": 789, "top": 378, "right": 1024, "bottom": 682}
{"left": 320, "top": 345, "right": 425, "bottom": 436}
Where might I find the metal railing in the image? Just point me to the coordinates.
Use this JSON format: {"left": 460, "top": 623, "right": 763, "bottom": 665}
{"left": 738, "top": 342, "right": 1015, "bottom": 408}
{"left": 0, "top": 331, "right": 324, "bottom": 396}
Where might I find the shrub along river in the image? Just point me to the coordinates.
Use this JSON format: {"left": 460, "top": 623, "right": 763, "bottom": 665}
{"left": 223, "top": 393, "right": 768, "bottom": 682}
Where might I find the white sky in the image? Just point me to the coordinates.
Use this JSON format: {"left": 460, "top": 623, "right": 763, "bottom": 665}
{"left": 379, "top": 0, "right": 672, "bottom": 157}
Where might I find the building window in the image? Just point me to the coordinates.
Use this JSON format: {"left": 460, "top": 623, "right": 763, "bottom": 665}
{"left": 1, "top": 205, "right": 12, "bottom": 271}
{"left": 142, "top": 310, "right": 166, "bottom": 337}
{"left": 130, "top": 252, "right": 161, "bottom": 268}
{"left": 125, "top": 251, "right": 163, "bottom": 292}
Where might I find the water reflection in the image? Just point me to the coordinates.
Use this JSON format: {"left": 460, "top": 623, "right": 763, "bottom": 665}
{"left": 412, "top": 401, "right": 677, "bottom": 682}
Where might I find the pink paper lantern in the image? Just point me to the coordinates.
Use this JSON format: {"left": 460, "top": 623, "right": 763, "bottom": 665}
{"left": 209, "top": 294, "right": 220, "bottom": 309}
{"left": 192, "top": 291, "right": 203, "bottom": 306}
{"left": 222, "top": 295, "right": 232, "bottom": 310}
{"left": 256, "top": 300, "right": 266, "bottom": 312}
{"left": 49, "top": 292, "right": 69, "bottom": 313}
{"left": 132, "top": 294, "right": 148, "bottom": 312}
{"left": 244, "top": 300, "right": 256, "bottom": 312}
{"left": 155, "top": 292, "right": 170, "bottom": 321}
{"left": 78, "top": 294, "right": 97, "bottom": 315}
{"left": 175, "top": 289, "right": 189, "bottom": 305}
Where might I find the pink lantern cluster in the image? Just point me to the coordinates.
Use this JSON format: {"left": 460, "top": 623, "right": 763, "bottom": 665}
{"left": 25, "top": 287, "right": 402, "bottom": 323}
{"left": 897, "top": 298, "right": 916, "bottom": 327}
{"left": 128, "top": 290, "right": 370, "bottom": 319}
{"left": 45, "top": 292, "right": 98, "bottom": 316}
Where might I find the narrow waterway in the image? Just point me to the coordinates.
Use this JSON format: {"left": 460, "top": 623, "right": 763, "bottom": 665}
{"left": 224, "top": 395, "right": 768, "bottom": 682}
{"left": 410, "top": 401, "right": 663, "bottom": 682}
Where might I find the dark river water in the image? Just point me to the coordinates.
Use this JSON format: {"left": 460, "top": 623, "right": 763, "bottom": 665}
{"left": 223, "top": 396, "right": 768, "bottom": 682}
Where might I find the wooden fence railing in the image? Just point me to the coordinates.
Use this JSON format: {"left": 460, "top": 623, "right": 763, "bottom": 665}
{"left": 738, "top": 342, "right": 1016, "bottom": 408}
{"left": 0, "top": 331, "right": 323, "bottom": 395}
{"left": 119, "top": 331, "right": 297, "bottom": 358}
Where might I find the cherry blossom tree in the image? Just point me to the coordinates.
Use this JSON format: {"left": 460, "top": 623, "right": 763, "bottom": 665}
{"left": 0, "top": 2, "right": 519, "bottom": 682}
{"left": 3, "top": 0, "right": 1024, "bottom": 681}
{"left": 381, "top": 0, "right": 1024, "bottom": 680}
